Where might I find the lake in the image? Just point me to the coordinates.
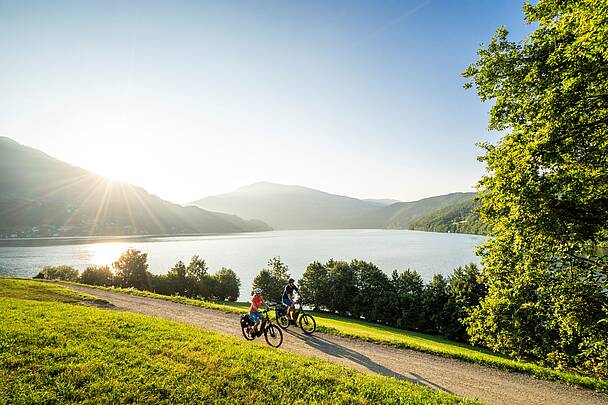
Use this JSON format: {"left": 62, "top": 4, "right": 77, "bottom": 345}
{"left": 0, "top": 229, "right": 485, "bottom": 300}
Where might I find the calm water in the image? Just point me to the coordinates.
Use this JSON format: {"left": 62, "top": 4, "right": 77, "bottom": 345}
{"left": 0, "top": 229, "right": 485, "bottom": 300}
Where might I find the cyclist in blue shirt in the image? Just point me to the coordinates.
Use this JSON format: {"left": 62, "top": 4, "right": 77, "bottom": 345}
{"left": 281, "top": 278, "right": 299, "bottom": 324}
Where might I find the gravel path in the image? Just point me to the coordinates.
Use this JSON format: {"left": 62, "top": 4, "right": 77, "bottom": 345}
{"left": 69, "top": 285, "right": 607, "bottom": 405}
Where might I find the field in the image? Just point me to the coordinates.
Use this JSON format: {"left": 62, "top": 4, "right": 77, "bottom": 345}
{"left": 0, "top": 279, "right": 475, "bottom": 404}
{"left": 55, "top": 281, "right": 608, "bottom": 392}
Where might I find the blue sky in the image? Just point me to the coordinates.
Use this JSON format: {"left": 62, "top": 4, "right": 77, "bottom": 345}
{"left": 0, "top": 1, "right": 530, "bottom": 203}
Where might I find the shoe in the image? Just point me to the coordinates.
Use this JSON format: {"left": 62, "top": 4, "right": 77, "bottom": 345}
{"left": 256, "top": 330, "right": 263, "bottom": 337}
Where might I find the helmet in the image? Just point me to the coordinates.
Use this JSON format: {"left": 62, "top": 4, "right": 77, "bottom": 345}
{"left": 253, "top": 288, "right": 262, "bottom": 294}
{"left": 288, "top": 278, "right": 295, "bottom": 283}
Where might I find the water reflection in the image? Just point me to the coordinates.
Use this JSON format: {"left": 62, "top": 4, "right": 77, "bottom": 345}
{"left": 88, "top": 243, "right": 131, "bottom": 266}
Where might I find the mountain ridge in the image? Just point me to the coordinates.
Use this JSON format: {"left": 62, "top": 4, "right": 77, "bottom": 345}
{"left": 0, "top": 137, "right": 271, "bottom": 238}
{"left": 190, "top": 182, "right": 478, "bottom": 231}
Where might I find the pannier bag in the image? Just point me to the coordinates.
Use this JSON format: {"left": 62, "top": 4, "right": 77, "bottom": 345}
{"left": 240, "top": 314, "right": 252, "bottom": 327}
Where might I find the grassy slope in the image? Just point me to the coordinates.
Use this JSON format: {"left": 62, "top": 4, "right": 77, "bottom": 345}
{"left": 0, "top": 278, "right": 102, "bottom": 303}
{"left": 55, "top": 281, "right": 608, "bottom": 392}
{"left": 0, "top": 279, "right": 474, "bottom": 404}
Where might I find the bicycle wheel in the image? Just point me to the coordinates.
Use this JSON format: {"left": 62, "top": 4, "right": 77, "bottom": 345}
{"left": 241, "top": 325, "right": 255, "bottom": 341}
{"left": 264, "top": 324, "right": 283, "bottom": 348}
{"left": 299, "top": 314, "right": 316, "bottom": 335}
{"left": 277, "top": 314, "right": 290, "bottom": 329}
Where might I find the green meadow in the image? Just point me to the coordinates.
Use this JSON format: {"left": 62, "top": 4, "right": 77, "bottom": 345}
{"left": 0, "top": 279, "right": 476, "bottom": 404}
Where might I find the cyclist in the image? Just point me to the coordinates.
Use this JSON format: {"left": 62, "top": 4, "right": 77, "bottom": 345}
{"left": 249, "top": 287, "right": 269, "bottom": 337}
{"left": 281, "top": 278, "right": 300, "bottom": 324}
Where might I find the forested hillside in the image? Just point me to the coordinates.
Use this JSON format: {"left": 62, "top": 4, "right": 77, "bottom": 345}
{"left": 408, "top": 197, "right": 488, "bottom": 235}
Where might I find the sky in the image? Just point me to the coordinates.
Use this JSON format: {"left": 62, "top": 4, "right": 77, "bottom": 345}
{"left": 0, "top": 1, "right": 531, "bottom": 204}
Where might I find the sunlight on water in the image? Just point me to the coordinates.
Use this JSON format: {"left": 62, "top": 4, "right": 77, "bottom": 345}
{"left": 87, "top": 243, "right": 130, "bottom": 266}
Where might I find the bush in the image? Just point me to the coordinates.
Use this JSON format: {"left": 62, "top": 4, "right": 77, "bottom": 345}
{"left": 80, "top": 265, "right": 113, "bottom": 286}
{"left": 34, "top": 265, "right": 79, "bottom": 282}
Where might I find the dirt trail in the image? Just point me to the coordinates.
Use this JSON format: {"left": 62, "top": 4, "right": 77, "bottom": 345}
{"left": 68, "top": 285, "right": 607, "bottom": 405}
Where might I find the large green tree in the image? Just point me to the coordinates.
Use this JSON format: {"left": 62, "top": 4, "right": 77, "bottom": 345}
{"left": 463, "top": 0, "right": 608, "bottom": 376}
{"left": 113, "top": 248, "right": 151, "bottom": 291}
{"left": 252, "top": 257, "right": 290, "bottom": 302}
{"left": 211, "top": 267, "right": 240, "bottom": 302}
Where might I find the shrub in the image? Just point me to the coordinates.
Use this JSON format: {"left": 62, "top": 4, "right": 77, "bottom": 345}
{"left": 80, "top": 265, "right": 113, "bottom": 286}
{"left": 34, "top": 265, "right": 79, "bottom": 281}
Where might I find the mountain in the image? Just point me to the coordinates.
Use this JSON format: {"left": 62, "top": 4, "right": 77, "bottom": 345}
{"left": 190, "top": 182, "right": 379, "bottom": 230}
{"left": 190, "top": 182, "right": 478, "bottom": 231}
{"left": 408, "top": 197, "right": 488, "bottom": 235}
{"left": 362, "top": 198, "right": 401, "bottom": 207}
{"left": 0, "top": 137, "right": 270, "bottom": 238}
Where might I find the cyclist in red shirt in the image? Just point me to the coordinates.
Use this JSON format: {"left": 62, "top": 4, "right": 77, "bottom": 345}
{"left": 249, "top": 288, "right": 269, "bottom": 337}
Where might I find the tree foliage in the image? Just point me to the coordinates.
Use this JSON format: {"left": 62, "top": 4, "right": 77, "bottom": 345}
{"left": 212, "top": 267, "right": 241, "bottom": 302}
{"left": 463, "top": 0, "right": 608, "bottom": 377}
{"left": 252, "top": 257, "right": 290, "bottom": 301}
{"left": 298, "top": 259, "right": 486, "bottom": 341}
{"left": 113, "top": 248, "right": 151, "bottom": 291}
{"left": 149, "top": 256, "right": 239, "bottom": 301}
{"left": 80, "top": 265, "right": 113, "bottom": 286}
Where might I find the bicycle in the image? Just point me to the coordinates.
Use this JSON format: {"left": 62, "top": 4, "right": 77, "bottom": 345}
{"left": 275, "top": 301, "right": 316, "bottom": 335}
{"left": 240, "top": 308, "right": 283, "bottom": 348}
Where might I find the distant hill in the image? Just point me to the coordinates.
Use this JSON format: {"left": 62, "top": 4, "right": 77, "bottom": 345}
{"left": 408, "top": 197, "right": 489, "bottom": 235}
{"left": 0, "top": 137, "right": 270, "bottom": 238}
{"left": 362, "top": 198, "right": 401, "bottom": 207}
{"left": 190, "top": 182, "right": 479, "bottom": 232}
{"left": 359, "top": 192, "right": 479, "bottom": 229}
{"left": 190, "top": 182, "right": 379, "bottom": 230}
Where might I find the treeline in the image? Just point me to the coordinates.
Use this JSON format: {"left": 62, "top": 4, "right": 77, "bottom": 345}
{"left": 34, "top": 248, "right": 241, "bottom": 301}
{"left": 251, "top": 257, "right": 486, "bottom": 342}
{"left": 300, "top": 260, "right": 486, "bottom": 341}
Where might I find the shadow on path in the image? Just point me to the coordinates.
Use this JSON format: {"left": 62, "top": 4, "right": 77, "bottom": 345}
{"left": 285, "top": 329, "right": 453, "bottom": 394}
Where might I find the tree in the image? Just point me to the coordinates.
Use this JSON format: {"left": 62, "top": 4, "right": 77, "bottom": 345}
{"left": 299, "top": 261, "right": 330, "bottom": 310}
{"left": 212, "top": 267, "right": 240, "bottom": 302}
{"left": 325, "top": 260, "right": 358, "bottom": 316}
{"left": 445, "top": 264, "right": 487, "bottom": 340}
{"left": 167, "top": 260, "right": 188, "bottom": 296}
{"left": 34, "top": 265, "right": 79, "bottom": 281}
{"left": 80, "top": 265, "right": 113, "bottom": 286}
{"left": 463, "top": 0, "right": 608, "bottom": 375}
{"left": 252, "top": 257, "right": 290, "bottom": 302}
{"left": 419, "top": 274, "right": 450, "bottom": 335}
{"left": 113, "top": 248, "right": 151, "bottom": 291}
{"left": 352, "top": 260, "right": 391, "bottom": 323}
{"left": 391, "top": 269, "right": 424, "bottom": 330}
{"left": 187, "top": 255, "right": 211, "bottom": 298}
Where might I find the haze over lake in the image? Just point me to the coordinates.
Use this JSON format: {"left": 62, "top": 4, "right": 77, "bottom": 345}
{"left": 0, "top": 229, "right": 484, "bottom": 300}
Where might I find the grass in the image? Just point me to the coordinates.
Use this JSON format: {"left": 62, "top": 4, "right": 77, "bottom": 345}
{"left": 0, "top": 279, "right": 476, "bottom": 404}
{"left": 0, "top": 278, "right": 103, "bottom": 304}
{"left": 53, "top": 280, "right": 608, "bottom": 393}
